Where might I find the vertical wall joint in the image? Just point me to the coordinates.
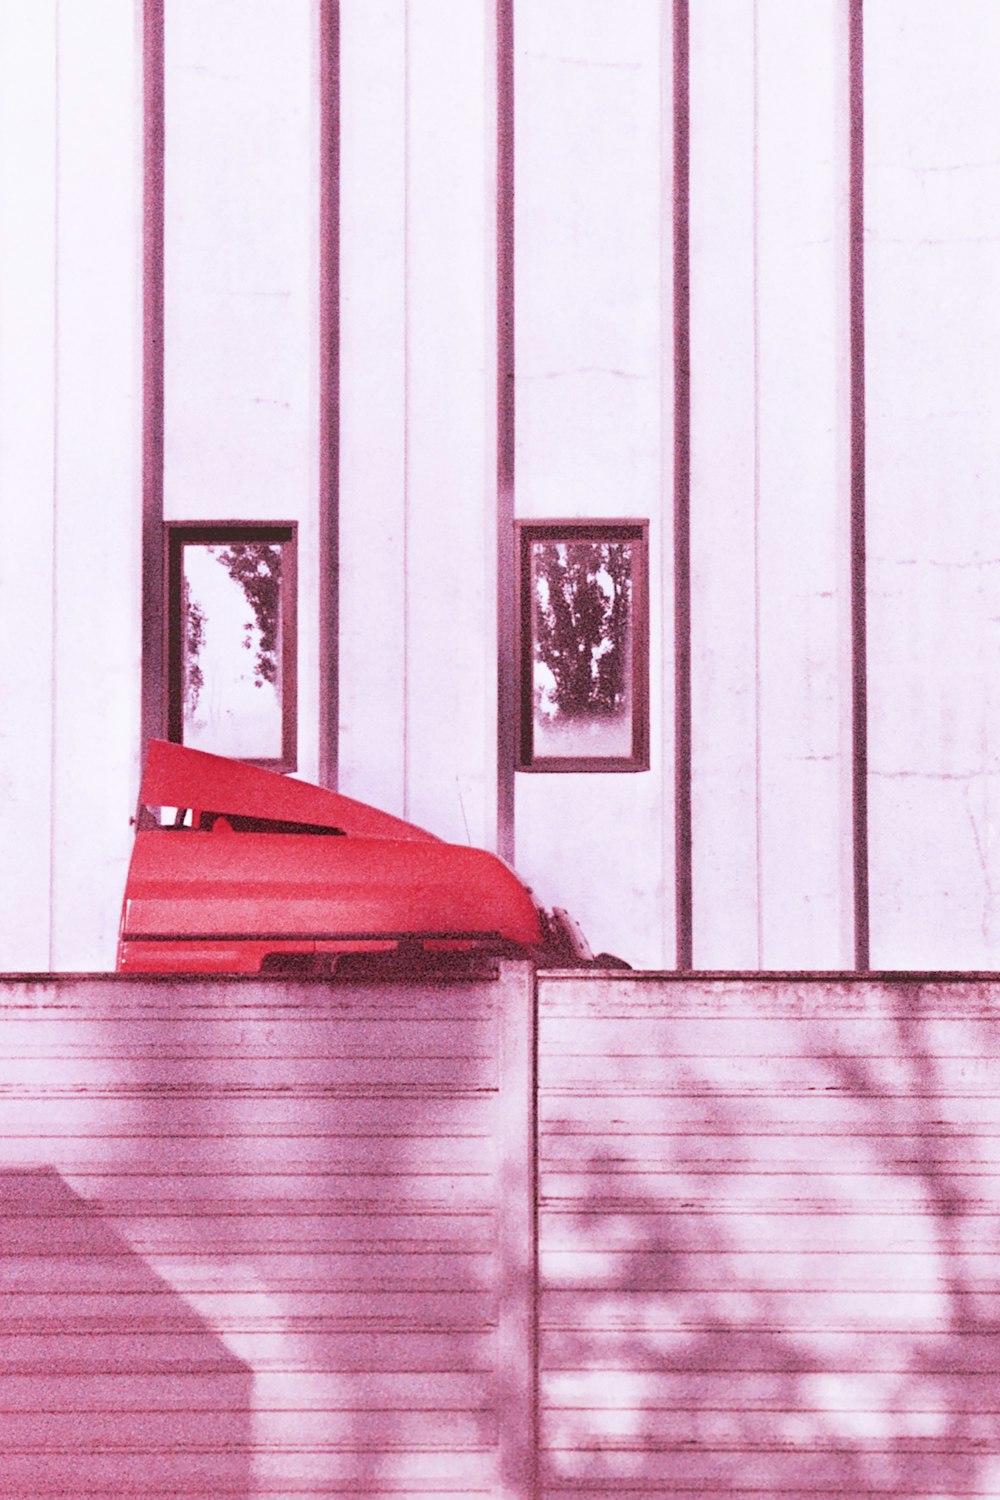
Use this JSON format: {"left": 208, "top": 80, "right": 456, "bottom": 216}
{"left": 318, "top": 0, "right": 340, "bottom": 789}
{"left": 673, "top": 0, "right": 692, "bottom": 969}
{"left": 140, "top": 0, "right": 165, "bottom": 762}
{"left": 496, "top": 0, "right": 516, "bottom": 865}
{"left": 849, "top": 0, "right": 869, "bottom": 970}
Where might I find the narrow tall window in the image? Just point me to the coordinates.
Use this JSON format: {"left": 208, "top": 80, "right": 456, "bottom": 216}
{"left": 166, "top": 523, "right": 297, "bottom": 770}
{"left": 516, "top": 520, "right": 649, "bottom": 772}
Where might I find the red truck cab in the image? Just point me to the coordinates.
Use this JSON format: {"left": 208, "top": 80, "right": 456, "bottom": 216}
{"left": 117, "top": 741, "right": 555, "bottom": 975}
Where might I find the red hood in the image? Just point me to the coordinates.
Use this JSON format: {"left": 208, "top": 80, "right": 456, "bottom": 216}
{"left": 140, "top": 740, "right": 438, "bottom": 842}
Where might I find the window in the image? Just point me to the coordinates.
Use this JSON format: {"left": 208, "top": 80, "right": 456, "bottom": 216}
{"left": 166, "top": 523, "right": 297, "bottom": 771}
{"left": 516, "top": 520, "right": 649, "bottom": 772}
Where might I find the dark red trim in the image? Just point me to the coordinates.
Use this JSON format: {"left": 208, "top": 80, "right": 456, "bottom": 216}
{"left": 496, "top": 0, "right": 516, "bottom": 863}
{"left": 673, "top": 0, "right": 692, "bottom": 970}
{"left": 515, "top": 521, "right": 650, "bottom": 774}
{"left": 318, "top": 0, "right": 340, "bottom": 789}
{"left": 141, "top": 0, "right": 166, "bottom": 757}
{"left": 849, "top": 0, "right": 869, "bottom": 971}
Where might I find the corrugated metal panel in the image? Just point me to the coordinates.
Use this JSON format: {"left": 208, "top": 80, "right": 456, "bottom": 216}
{"left": 0, "top": 967, "right": 535, "bottom": 1499}
{"left": 537, "top": 973, "right": 1000, "bottom": 1499}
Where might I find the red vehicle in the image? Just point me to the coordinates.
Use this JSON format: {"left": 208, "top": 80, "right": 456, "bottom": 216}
{"left": 117, "top": 740, "right": 606, "bottom": 975}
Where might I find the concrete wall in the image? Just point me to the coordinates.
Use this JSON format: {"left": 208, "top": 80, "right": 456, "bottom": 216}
{"left": 538, "top": 969, "right": 1000, "bottom": 1495}
{"left": 2, "top": 965, "right": 1000, "bottom": 1494}
{"left": 0, "top": 966, "right": 535, "bottom": 1497}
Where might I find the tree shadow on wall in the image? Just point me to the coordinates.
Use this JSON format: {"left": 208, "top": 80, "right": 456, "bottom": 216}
{"left": 541, "top": 994, "right": 1000, "bottom": 1496}
{"left": 0, "top": 1166, "right": 253, "bottom": 1499}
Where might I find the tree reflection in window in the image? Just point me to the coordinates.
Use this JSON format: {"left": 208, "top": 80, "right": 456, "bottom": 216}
{"left": 172, "top": 531, "right": 294, "bottom": 766}
{"left": 213, "top": 542, "right": 283, "bottom": 690}
{"left": 519, "top": 522, "right": 648, "bottom": 770}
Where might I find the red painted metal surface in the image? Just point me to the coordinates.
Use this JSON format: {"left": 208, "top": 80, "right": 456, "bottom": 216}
{"left": 118, "top": 742, "right": 544, "bottom": 973}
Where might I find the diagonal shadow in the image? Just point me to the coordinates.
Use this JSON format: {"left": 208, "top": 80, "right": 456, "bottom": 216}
{"left": 0, "top": 1165, "right": 253, "bottom": 1499}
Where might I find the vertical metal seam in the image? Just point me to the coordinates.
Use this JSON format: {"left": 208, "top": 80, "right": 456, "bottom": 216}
{"left": 402, "top": 1, "right": 412, "bottom": 821}
{"left": 752, "top": 0, "right": 764, "bottom": 969}
{"left": 318, "top": 0, "right": 340, "bottom": 788}
{"left": 849, "top": 0, "right": 870, "bottom": 970}
{"left": 48, "top": 2, "right": 62, "bottom": 971}
{"left": 496, "top": 0, "right": 516, "bottom": 865}
{"left": 140, "top": 0, "right": 165, "bottom": 765}
{"left": 673, "top": 0, "right": 692, "bottom": 969}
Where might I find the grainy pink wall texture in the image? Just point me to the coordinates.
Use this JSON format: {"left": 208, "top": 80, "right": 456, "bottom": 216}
{"left": 4, "top": 4, "right": 1000, "bottom": 1492}
{"left": 2, "top": 967, "right": 1000, "bottom": 1495}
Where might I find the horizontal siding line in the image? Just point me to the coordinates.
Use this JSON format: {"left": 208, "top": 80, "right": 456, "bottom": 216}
{"left": 539, "top": 1199, "right": 1000, "bottom": 1212}
{"left": 0, "top": 1406, "right": 494, "bottom": 1414}
{"left": 0, "top": 1053, "right": 496, "bottom": 1062}
{"left": 0, "top": 1248, "right": 495, "bottom": 1258}
{"left": 543, "top": 1404, "right": 1000, "bottom": 1413}
{"left": 0, "top": 1491, "right": 494, "bottom": 1499}
{"left": 0, "top": 1367, "right": 496, "bottom": 1378}
{"left": 539, "top": 1166, "right": 1000, "bottom": 1175}
{"left": 40, "top": 1165, "right": 497, "bottom": 1174}
{"left": 539, "top": 1088, "right": 1000, "bottom": 1098}
{"left": 0, "top": 994, "right": 500, "bottom": 1005}
{"left": 541, "top": 1329, "right": 1000, "bottom": 1341}
{"left": 538, "top": 1284, "right": 1000, "bottom": 1294}
{"left": 1, "top": 1323, "right": 500, "bottom": 1335}
{"left": 540, "top": 1246, "right": 1000, "bottom": 1256}
{"left": 0, "top": 1201, "right": 498, "bottom": 1211}
{"left": 536, "top": 970, "right": 1000, "bottom": 982}
{"left": 542, "top": 1051, "right": 1000, "bottom": 1059}
{"left": 539, "top": 1441, "right": 1000, "bottom": 1453}
{"left": 0, "top": 1131, "right": 494, "bottom": 1140}
{"left": 0, "top": 1443, "right": 499, "bottom": 1455}
{"left": 540, "top": 1128, "right": 1000, "bottom": 1138}
{"left": 0, "top": 1088, "right": 499, "bottom": 1099}
{"left": 540, "top": 1362, "right": 1000, "bottom": 1374}
{"left": 0, "top": 1492, "right": 497, "bottom": 1499}
{"left": 0, "top": 1015, "right": 501, "bottom": 1027}
{"left": 0, "top": 1286, "right": 496, "bottom": 1296}
{"left": 541, "top": 1006, "right": 1000, "bottom": 1019}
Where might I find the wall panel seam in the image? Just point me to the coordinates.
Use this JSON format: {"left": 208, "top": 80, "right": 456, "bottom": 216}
{"left": 672, "top": 0, "right": 692, "bottom": 970}
{"left": 849, "top": 0, "right": 869, "bottom": 971}
{"left": 318, "top": 0, "right": 340, "bottom": 789}
{"left": 140, "top": 0, "right": 165, "bottom": 766}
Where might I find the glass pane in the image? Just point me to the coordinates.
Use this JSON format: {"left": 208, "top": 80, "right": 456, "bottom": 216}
{"left": 530, "top": 538, "right": 634, "bottom": 759}
{"left": 181, "top": 541, "right": 284, "bottom": 760}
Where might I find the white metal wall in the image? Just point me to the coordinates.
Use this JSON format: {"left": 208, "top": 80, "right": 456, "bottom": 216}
{"left": 512, "top": 0, "right": 674, "bottom": 970}
{"left": 0, "top": 0, "right": 142, "bottom": 972}
{"left": 866, "top": 0, "right": 1000, "bottom": 968}
{"left": 4, "top": 1, "right": 1000, "bottom": 973}
{"left": 689, "top": 0, "right": 853, "bottom": 970}
{"left": 162, "top": 0, "right": 322, "bottom": 782}
{"left": 338, "top": 0, "right": 500, "bottom": 852}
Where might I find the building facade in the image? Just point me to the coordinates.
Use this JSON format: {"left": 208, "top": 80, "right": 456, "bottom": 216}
{"left": 1, "top": 0, "right": 997, "bottom": 974}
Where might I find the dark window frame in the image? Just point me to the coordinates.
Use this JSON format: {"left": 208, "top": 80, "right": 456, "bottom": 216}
{"left": 165, "top": 521, "right": 298, "bottom": 773}
{"left": 515, "top": 519, "right": 650, "bottom": 774}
